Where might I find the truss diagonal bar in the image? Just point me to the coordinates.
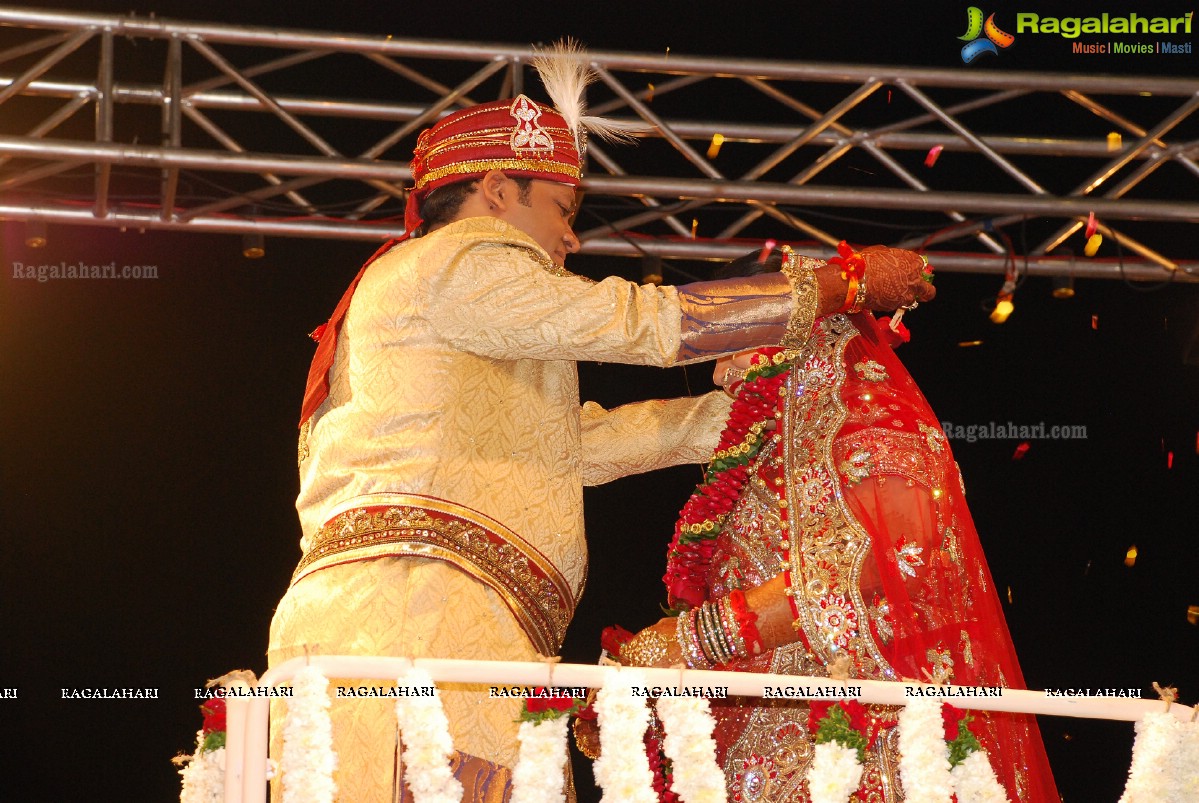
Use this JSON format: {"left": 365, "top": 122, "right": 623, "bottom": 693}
{"left": 744, "top": 79, "right": 882, "bottom": 182}
{"left": 895, "top": 79, "right": 1048, "bottom": 196}
{"left": 586, "top": 141, "right": 693, "bottom": 239}
{"left": 0, "top": 91, "right": 87, "bottom": 169}
{"left": 181, "top": 106, "right": 317, "bottom": 214}
{"left": 364, "top": 52, "right": 481, "bottom": 109}
{"left": 0, "top": 28, "right": 71, "bottom": 65}
{"left": 182, "top": 49, "right": 330, "bottom": 100}
{"left": 187, "top": 37, "right": 342, "bottom": 159}
{"left": 0, "top": 27, "right": 89, "bottom": 106}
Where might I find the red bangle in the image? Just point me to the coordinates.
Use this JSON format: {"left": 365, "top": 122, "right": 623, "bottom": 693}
{"left": 728, "top": 589, "right": 763, "bottom": 656}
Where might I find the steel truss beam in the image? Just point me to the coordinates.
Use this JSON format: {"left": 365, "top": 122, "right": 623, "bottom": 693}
{"left": 0, "top": 6, "right": 1196, "bottom": 282}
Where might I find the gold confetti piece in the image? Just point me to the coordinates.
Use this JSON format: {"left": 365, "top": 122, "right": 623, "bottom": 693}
{"left": 1084, "top": 233, "right": 1102, "bottom": 256}
{"left": 1186, "top": 605, "right": 1198, "bottom": 626}
{"left": 1107, "top": 132, "right": 1123, "bottom": 151}
{"left": 1124, "top": 545, "right": 1137, "bottom": 567}
{"left": 706, "top": 133, "right": 725, "bottom": 159}
{"left": 690, "top": 218, "right": 698, "bottom": 238}
{"left": 958, "top": 340, "right": 984, "bottom": 348}
{"left": 646, "top": 82, "right": 655, "bottom": 102}
{"left": 1006, "top": 586, "right": 1013, "bottom": 604}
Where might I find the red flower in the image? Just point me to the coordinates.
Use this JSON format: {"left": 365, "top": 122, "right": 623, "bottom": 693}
{"left": 808, "top": 699, "right": 833, "bottom": 728}
{"left": 201, "top": 697, "right": 226, "bottom": 734}
{"left": 525, "top": 687, "right": 578, "bottom": 715}
{"left": 601, "top": 625, "right": 635, "bottom": 658}
{"left": 942, "top": 703, "right": 970, "bottom": 741}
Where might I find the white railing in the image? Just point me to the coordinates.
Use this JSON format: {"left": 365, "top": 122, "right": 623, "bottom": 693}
{"left": 214, "top": 655, "right": 1196, "bottom": 803}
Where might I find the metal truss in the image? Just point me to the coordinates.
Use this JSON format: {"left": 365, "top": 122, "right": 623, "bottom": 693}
{"left": 0, "top": 6, "right": 1197, "bottom": 282}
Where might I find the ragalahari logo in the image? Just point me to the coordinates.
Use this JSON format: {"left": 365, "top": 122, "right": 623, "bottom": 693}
{"left": 959, "top": 7, "right": 1016, "bottom": 63}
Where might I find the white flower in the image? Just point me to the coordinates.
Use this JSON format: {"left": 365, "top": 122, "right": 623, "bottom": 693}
{"left": 593, "top": 669, "right": 656, "bottom": 803}
{"left": 1175, "top": 718, "right": 1199, "bottom": 801}
{"left": 1120, "top": 711, "right": 1192, "bottom": 803}
{"left": 511, "top": 717, "right": 570, "bottom": 803}
{"left": 807, "top": 741, "right": 863, "bottom": 803}
{"left": 394, "top": 666, "right": 464, "bottom": 803}
{"left": 897, "top": 697, "right": 953, "bottom": 803}
{"left": 280, "top": 665, "right": 338, "bottom": 803}
{"left": 178, "top": 735, "right": 225, "bottom": 803}
{"left": 656, "top": 695, "right": 725, "bottom": 803}
{"left": 950, "top": 750, "right": 1009, "bottom": 803}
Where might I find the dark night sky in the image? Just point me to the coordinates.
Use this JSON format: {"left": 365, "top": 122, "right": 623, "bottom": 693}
{"left": 1, "top": 1, "right": 1197, "bottom": 800}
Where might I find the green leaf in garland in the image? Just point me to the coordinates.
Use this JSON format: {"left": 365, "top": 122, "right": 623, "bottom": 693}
{"left": 201, "top": 730, "right": 227, "bottom": 753}
{"left": 946, "top": 713, "right": 982, "bottom": 767}
{"left": 813, "top": 703, "right": 869, "bottom": 764}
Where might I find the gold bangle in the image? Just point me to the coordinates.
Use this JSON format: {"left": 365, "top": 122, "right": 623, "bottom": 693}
{"left": 621, "top": 629, "right": 670, "bottom": 667}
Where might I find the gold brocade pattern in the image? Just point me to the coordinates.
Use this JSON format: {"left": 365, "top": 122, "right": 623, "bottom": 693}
{"left": 784, "top": 315, "right": 894, "bottom": 679}
{"left": 297, "top": 418, "right": 311, "bottom": 466}
{"left": 414, "top": 157, "right": 581, "bottom": 188}
{"left": 295, "top": 499, "right": 574, "bottom": 655}
{"left": 719, "top": 646, "right": 905, "bottom": 802}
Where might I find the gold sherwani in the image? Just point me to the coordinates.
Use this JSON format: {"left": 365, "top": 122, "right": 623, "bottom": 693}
{"left": 269, "top": 217, "right": 805, "bottom": 801}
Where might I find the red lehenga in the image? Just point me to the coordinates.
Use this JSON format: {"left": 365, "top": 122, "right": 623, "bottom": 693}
{"left": 666, "top": 312, "right": 1059, "bottom": 802}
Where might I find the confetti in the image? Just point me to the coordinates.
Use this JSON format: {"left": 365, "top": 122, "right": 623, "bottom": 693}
{"left": 1167, "top": 451, "right": 1174, "bottom": 469}
{"left": 1091, "top": 314, "right": 1099, "bottom": 330}
{"left": 887, "top": 89, "right": 892, "bottom": 103}
{"left": 706, "top": 132, "right": 725, "bottom": 159}
{"left": 1124, "top": 545, "right": 1137, "bottom": 567}
{"left": 1012, "top": 441, "right": 1030, "bottom": 460}
{"left": 757, "top": 239, "right": 777, "bottom": 263}
{"left": 1085, "top": 211, "right": 1097, "bottom": 238}
{"left": 1107, "top": 132, "right": 1123, "bottom": 151}
{"left": 924, "top": 144, "right": 944, "bottom": 168}
{"left": 646, "top": 83, "right": 655, "bottom": 102}
{"left": 958, "top": 340, "right": 984, "bottom": 348}
{"left": 690, "top": 218, "right": 698, "bottom": 238}
{"left": 1084, "top": 233, "right": 1102, "bottom": 256}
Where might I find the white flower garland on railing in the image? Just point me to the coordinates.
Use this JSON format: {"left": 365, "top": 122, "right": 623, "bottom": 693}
{"left": 655, "top": 694, "right": 725, "bottom": 803}
{"left": 177, "top": 735, "right": 225, "bottom": 803}
{"left": 897, "top": 696, "right": 954, "bottom": 803}
{"left": 393, "top": 665, "right": 464, "bottom": 803}
{"left": 1177, "top": 717, "right": 1199, "bottom": 799}
{"left": 950, "top": 750, "right": 1009, "bottom": 803}
{"left": 1119, "top": 711, "right": 1194, "bottom": 803}
{"left": 808, "top": 741, "right": 864, "bottom": 803}
{"left": 280, "top": 665, "right": 337, "bottom": 803}
{"left": 511, "top": 715, "right": 571, "bottom": 803}
{"left": 593, "top": 668, "right": 656, "bottom": 803}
